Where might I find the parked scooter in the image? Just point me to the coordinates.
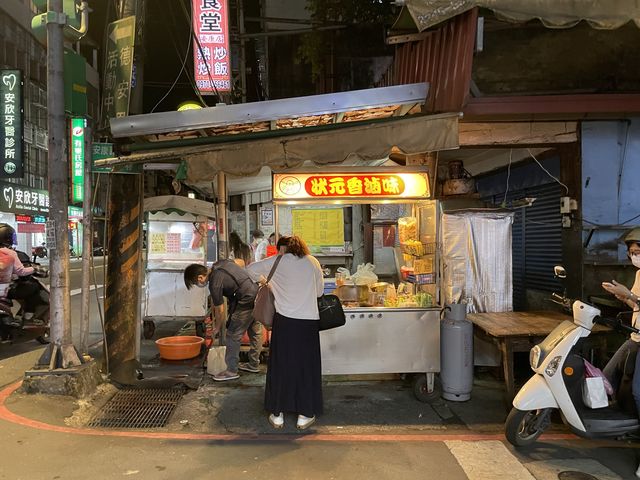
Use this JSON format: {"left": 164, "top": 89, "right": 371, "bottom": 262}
{"left": 0, "top": 250, "right": 49, "bottom": 345}
{"left": 505, "top": 266, "right": 640, "bottom": 447}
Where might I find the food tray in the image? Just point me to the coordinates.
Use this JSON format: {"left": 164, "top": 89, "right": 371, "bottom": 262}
{"left": 400, "top": 242, "right": 436, "bottom": 257}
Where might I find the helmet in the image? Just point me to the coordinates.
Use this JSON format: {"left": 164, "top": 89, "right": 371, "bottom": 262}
{"left": 0, "top": 224, "right": 15, "bottom": 247}
{"left": 624, "top": 227, "right": 640, "bottom": 246}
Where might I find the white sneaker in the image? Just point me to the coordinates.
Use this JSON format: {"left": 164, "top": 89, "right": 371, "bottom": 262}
{"left": 268, "top": 412, "right": 284, "bottom": 429}
{"left": 635, "top": 462, "right": 640, "bottom": 478}
{"left": 296, "top": 414, "right": 316, "bottom": 430}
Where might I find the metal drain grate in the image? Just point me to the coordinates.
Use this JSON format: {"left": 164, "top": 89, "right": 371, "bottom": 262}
{"left": 88, "top": 388, "right": 184, "bottom": 429}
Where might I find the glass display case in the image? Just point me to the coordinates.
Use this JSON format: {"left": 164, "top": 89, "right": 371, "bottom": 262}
{"left": 144, "top": 211, "right": 212, "bottom": 320}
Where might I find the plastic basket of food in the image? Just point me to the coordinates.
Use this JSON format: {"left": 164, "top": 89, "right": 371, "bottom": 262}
{"left": 406, "top": 273, "right": 436, "bottom": 285}
{"left": 400, "top": 241, "right": 436, "bottom": 257}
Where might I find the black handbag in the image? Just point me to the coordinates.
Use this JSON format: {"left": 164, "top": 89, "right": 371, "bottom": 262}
{"left": 317, "top": 294, "right": 346, "bottom": 331}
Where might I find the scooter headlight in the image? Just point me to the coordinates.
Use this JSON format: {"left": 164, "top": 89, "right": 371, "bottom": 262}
{"left": 530, "top": 346, "right": 542, "bottom": 369}
{"left": 545, "top": 356, "right": 563, "bottom": 377}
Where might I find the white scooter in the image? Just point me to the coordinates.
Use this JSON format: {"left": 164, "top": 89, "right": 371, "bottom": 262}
{"left": 505, "top": 267, "right": 640, "bottom": 447}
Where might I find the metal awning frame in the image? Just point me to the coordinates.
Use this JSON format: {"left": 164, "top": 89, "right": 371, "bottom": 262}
{"left": 109, "top": 83, "right": 429, "bottom": 139}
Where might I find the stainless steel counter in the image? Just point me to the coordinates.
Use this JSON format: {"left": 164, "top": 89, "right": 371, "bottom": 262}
{"left": 320, "top": 307, "right": 440, "bottom": 375}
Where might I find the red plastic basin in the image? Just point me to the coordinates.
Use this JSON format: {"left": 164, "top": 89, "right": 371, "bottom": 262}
{"left": 155, "top": 336, "right": 204, "bottom": 360}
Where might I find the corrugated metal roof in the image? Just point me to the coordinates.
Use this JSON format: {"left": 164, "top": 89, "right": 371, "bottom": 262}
{"left": 380, "top": 9, "right": 477, "bottom": 113}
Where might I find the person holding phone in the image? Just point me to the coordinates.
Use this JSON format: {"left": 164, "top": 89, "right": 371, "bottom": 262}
{"left": 602, "top": 228, "right": 640, "bottom": 454}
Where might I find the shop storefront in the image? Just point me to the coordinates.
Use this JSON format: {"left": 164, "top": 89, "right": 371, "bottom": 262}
{"left": 0, "top": 181, "right": 50, "bottom": 254}
{"left": 272, "top": 167, "right": 442, "bottom": 400}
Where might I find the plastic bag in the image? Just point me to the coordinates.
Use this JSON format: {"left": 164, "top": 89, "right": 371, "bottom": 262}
{"left": 582, "top": 377, "right": 608, "bottom": 409}
{"left": 350, "top": 263, "right": 378, "bottom": 286}
{"left": 207, "top": 346, "right": 227, "bottom": 376}
{"left": 584, "top": 359, "right": 613, "bottom": 396}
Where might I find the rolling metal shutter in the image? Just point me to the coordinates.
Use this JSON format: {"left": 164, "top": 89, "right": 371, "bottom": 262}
{"left": 484, "top": 183, "right": 562, "bottom": 310}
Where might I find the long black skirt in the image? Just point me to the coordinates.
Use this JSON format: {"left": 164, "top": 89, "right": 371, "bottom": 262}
{"left": 265, "top": 313, "right": 323, "bottom": 417}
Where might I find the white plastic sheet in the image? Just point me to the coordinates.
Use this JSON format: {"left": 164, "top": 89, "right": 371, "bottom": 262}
{"left": 441, "top": 210, "right": 514, "bottom": 313}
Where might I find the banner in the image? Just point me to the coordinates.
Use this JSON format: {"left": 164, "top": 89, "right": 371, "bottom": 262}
{"left": 192, "top": 0, "right": 231, "bottom": 93}
{"left": 0, "top": 70, "right": 23, "bottom": 177}
{"left": 100, "top": 16, "right": 136, "bottom": 128}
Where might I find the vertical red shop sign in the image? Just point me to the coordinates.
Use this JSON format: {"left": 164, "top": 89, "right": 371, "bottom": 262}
{"left": 192, "top": 0, "right": 231, "bottom": 94}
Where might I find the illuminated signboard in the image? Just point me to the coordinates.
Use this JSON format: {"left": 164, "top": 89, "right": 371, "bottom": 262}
{"left": 0, "top": 180, "right": 49, "bottom": 214}
{"left": 192, "top": 0, "right": 231, "bottom": 93}
{"left": 0, "top": 70, "right": 23, "bottom": 177}
{"left": 273, "top": 171, "right": 430, "bottom": 201}
{"left": 69, "top": 117, "right": 85, "bottom": 202}
{"left": 15, "top": 214, "right": 32, "bottom": 222}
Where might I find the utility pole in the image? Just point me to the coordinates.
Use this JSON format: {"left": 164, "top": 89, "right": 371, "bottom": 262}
{"left": 103, "top": 0, "right": 145, "bottom": 383}
{"left": 39, "top": 0, "right": 81, "bottom": 369}
{"left": 79, "top": 123, "right": 92, "bottom": 354}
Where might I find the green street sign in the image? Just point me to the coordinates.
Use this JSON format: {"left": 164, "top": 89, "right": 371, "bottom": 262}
{"left": 92, "top": 142, "right": 113, "bottom": 173}
{"left": 92, "top": 142, "right": 140, "bottom": 174}
{"left": 100, "top": 16, "right": 136, "bottom": 129}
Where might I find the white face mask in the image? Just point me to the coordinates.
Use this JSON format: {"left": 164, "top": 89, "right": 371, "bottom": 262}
{"left": 632, "top": 256, "right": 640, "bottom": 269}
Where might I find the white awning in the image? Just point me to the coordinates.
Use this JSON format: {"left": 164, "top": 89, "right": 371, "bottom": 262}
{"left": 98, "top": 112, "right": 460, "bottom": 183}
{"left": 143, "top": 195, "right": 216, "bottom": 217}
{"left": 402, "top": 0, "right": 640, "bottom": 31}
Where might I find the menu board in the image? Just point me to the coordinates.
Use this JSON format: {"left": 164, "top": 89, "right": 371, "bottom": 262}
{"left": 150, "top": 233, "right": 166, "bottom": 254}
{"left": 292, "top": 208, "right": 344, "bottom": 246}
{"left": 165, "top": 233, "right": 182, "bottom": 254}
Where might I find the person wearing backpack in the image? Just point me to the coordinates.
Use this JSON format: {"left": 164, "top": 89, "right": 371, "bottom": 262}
{"left": 184, "top": 259, "right": 262, "bottom": 381}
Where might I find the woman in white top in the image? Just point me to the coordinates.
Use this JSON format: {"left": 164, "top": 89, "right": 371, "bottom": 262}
{"left": 248, "top": 235, "right": 324, "bottom": 430}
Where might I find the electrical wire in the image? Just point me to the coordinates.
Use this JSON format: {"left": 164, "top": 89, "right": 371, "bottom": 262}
{"left": 149, "top": 16, "right": 192, "bottom": 113}
{"left": 528, "top": 148, "right": 569, "bottom": 195}
{"left": 502, "top": 148, "right": 513, "bottom": 206}
{"left": 167, "top": 1, "right": 209, "bottom": 108}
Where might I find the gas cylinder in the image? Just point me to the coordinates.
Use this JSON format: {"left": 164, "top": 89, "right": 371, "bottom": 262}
{"left": 440, "top": 303, "right": 474, "bottom": 401}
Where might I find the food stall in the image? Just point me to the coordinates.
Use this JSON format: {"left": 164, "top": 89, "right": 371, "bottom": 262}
{"left": 272, "top": 167, "right": 442, "bottom": 401}
{"left": 142, "top": 196, "right": 217, "bottom": 338}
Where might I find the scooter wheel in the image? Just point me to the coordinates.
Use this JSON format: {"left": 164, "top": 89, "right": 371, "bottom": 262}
{"left": 505, "top": 407, "right": 552, "bottom": 447}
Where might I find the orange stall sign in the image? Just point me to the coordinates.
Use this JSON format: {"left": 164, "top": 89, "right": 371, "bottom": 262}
{"left": 273, "top": 171, "right": 430, "bottom": 201}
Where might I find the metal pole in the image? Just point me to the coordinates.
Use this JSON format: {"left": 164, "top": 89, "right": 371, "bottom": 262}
{"left": 244, "top": 193, "right": 250, "bottom": 244}
{"left": 79, "top": 123, "right": 93, "bottom": 354}
{"left": 39, "top": 0, "right": 81, "bottom": 368}
{"left": 217, "top": 173, "right": 228, "bottom": 259}
{"left": 238, "top": 0, "right": 247, "bottom": 103}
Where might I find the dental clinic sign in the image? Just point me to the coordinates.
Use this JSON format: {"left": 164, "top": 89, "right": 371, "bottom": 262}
{"left": 0, "top": 181, "right": 49, "bottom": 215}
{"left": 0, "top": 70, "right": 23, "bottom": 178}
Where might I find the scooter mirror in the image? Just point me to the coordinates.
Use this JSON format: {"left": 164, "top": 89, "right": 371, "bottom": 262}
{"left": 554, "top": 265, "right": 567, "bottom": 279}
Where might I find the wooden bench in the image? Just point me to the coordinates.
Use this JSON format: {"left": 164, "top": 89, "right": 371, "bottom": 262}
{"left": 467, "top": 311, "right": 608, "bottom": 402}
